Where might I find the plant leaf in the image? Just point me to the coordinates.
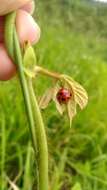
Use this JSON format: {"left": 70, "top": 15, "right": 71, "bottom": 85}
{"left": 23, "top": 45, "right": 37, "bottom": 69}
{"left": 24, "top": 68, "right": 35, "bottom": 78}
{"left": 39, "top": 88, "right": 53, "bottom": 109}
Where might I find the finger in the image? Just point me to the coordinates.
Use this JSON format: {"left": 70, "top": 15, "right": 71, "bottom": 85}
{"left": 16, "top": 10, "right": 40, "bottom": 45}
{"left": 0, "top": 1, "right": 35, "bottom": 42}
{"left": 0, "top": 10, "right": 40, "bottom": 44}
{"left": 0, "top": 0, "right": 31, "bottom": 15}
{"left": 0, "top": 8, "right": 40, "bottom": 81}
{"left": 0, "top": 44, "right": 16, "bottom": 81}
{"left": 21, "top": 1, "right": 35, "bottom": 14}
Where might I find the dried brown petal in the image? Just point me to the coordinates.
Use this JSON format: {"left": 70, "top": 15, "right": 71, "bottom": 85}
{"left": 74, "top": 91, "right": 88, "bottom": 110}
{"left": 39, "top": 88, "right": 53, "bottom": 109}
{"left": 52, "top": 83, "right": 61, "bottom": 99}
{"left": 67, "top": 99, "right": 77, "bottom": 126}
{"left": 61, "top": 75, "right": 88, "bottom": 110}
{"left": 54, "top": 97, "right": 64, "bottom": 115}
{"left": 73, "top": 82, "right": 88, "bottom": 109}
{"left": 52, "top": 83, "right": 64, "bottom": 114}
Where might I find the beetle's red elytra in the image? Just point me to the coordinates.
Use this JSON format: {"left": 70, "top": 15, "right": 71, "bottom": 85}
{"left": 57, "top": 88, "right": 72, "bottom": 104}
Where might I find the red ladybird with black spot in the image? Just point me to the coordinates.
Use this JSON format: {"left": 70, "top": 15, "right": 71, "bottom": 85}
{"left": 56, "top": 88, "right": 72, "bottom": 104}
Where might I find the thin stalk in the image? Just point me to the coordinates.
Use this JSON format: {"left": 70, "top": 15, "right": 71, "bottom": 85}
{"left": 1, "top": 115, "right": 6, "bottom": 190}
{"left": 13, "top": 29, "right": 37, "bottom": 152}
{"left": 28, "top": 79, "right": 48, "bottom": 190}
{"left": 4, "top": 12, "right": 16, "bottom": 61}
{"left": 34, "top": 66, "right": 61, "bottom": 79}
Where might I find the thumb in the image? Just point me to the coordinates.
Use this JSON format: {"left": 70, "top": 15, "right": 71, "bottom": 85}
{"left": 0, "top": 0, "right": 31, "bottom": 15}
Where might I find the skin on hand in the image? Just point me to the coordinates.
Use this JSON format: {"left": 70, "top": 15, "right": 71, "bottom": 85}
{"left": 0, "top": 0, "right": 40, "bottom": 81}
{"left": 0, "top": 0, "right": 31, "bottom": 15}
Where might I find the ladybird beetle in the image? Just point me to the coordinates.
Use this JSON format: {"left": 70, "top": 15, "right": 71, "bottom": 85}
{"left": 56, "top": 88, "right": 72, "bottom": 104}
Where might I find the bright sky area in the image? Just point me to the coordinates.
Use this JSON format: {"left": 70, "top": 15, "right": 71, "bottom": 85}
{"left": 95, "top": 0, "right": 107, "bottom": 2}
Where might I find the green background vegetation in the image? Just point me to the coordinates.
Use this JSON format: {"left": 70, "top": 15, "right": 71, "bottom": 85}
{"left": 1, "top": 0, "right": 107, "bottom": 189}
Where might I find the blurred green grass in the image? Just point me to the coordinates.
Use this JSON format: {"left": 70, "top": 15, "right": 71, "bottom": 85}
{"left": 1, "top": 1, "right": 107, "bottom": 189}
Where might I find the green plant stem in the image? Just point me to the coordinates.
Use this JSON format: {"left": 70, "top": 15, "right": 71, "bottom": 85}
{"left": 1, "top": 115, "right": 6, "bottom": 190}
{"left": 5, "top": 12, "right": 48, "bottom": 190}
{"left": 28, "top": 79, "right": 48, "bottom": 190}
{"left": 4, "top": 12, "right": 16, "bottom": 61}
{"left": 5, "top": 14, "right": 37, "bottom": 149}
{"left": 13, "top": 29, "right": 37, "bottom": 152}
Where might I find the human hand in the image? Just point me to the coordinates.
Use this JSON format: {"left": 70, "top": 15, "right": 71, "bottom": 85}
{"left": 0, "top": 0, "right": 40, "bottom": 80}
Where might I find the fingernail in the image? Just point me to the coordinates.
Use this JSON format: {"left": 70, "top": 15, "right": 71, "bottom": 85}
{"left": 16, "top": 10, "right": 40, "bottom": 45}
{"left": 21, "top": 1, "right": 35, "bottom": 14}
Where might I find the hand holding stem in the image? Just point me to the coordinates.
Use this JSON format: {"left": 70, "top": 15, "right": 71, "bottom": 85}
{"left": 0, "top": 0, "right": 40, "bottom": 80}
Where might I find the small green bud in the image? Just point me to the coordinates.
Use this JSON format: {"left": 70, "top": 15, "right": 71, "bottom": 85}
{"left": 23, "top": 43, "right": 37, "bottom": 69}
